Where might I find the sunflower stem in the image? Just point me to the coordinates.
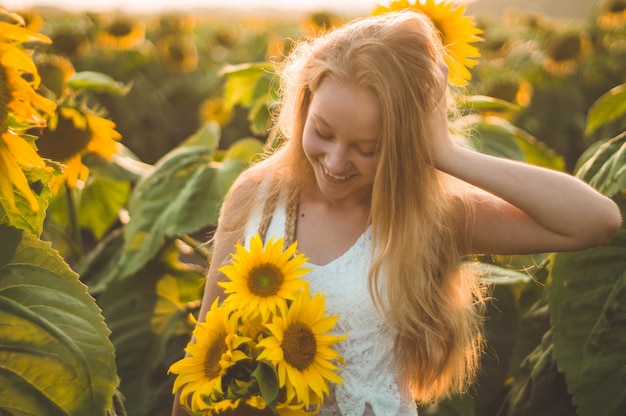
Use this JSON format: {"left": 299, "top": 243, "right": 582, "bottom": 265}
{"left": 178, "top": 234, "right": 211, "bottom": 262}
{"left": 65, "top": 181, "right": 84, "bottom": 261}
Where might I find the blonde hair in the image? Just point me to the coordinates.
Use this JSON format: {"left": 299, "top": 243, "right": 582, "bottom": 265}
{"left": 222, "top": 10, "right": 486, "bottom": 404}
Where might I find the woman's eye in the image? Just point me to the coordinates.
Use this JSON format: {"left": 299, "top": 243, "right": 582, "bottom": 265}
{"left": 316, "top": 130, "right": 332, "bottom": 139}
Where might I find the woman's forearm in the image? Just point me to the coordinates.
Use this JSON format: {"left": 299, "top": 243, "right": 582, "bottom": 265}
{"left": 437, "top": 145, "right": 622, "bottom": 249}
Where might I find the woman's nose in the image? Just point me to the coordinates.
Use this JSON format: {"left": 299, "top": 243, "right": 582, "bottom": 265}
{"left": 324, "top": 143, "right": 349, "bottom": 173}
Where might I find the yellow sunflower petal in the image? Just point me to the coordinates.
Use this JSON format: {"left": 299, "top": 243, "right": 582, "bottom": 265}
{"left": 0, "top": 136, "right": 39, "bottom": 211}
{"left": 257, "top": 286, "right": 346, "bottom": 407}
{"left": 219, "top": 233, "right": 311, "bottom": 320}
{"left": 85, "top": 114, "right": 121, "bottom": 158}
{"left": 0, "top": 20, "right": 51, "bottom": 45}
{"left": 372, "top": 0, "right": 482, "bottom": 86}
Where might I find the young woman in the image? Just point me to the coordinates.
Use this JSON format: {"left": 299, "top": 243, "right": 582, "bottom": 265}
{"left": 173, "top": 10, "right": 621, "bottom": 416}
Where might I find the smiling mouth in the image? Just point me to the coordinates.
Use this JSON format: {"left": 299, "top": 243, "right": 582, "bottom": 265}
{"left": 322, "top": 164, "right": 352, "bottom": 181}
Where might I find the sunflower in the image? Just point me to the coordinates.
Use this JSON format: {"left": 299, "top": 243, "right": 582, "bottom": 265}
{"left": 35, "top": 53, "right": 76, "bottom": 99}
{"left": 256, "top": 287, "right": 347, "bottom": 408}
{"left": 169, "top": 299, "right": 250, "bottom": 412}
{"left": 96, "top": 16, "right": 145, "bottom": 50}
{"left": 542, "top": 32, "right": 586, "bottom": 76}
{"left": 372, "top": 0, "right": 483, "bottom": 87}
{"left": 300, "top": 11, "right": 344, "bottom": 36}
{"left": 219, "top": 234, "right": 310, "bottom": 321}
{"left": 156, "top": 33, "right": 199, "bottom": 73}
{"left": 33, "top": 104, "right": 121, "bottom": 191}
{"left": 47, "top": 28, "right": 91, "bottom": 59}
{"left": 598, "top": 0, "right": 626, "bottom": 29}
{"left": 0, "top": 9, "right": 56, "bottom": 212}
{"left": 205, "top": 396, "right": 275, "bottom": 415}
{"left": 199, "top": 97, "right": 233, "bottom": 127}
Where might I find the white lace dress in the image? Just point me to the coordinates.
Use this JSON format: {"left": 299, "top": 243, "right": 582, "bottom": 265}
{"left": 244, "top": 201, "right": 418, "bottom": 416}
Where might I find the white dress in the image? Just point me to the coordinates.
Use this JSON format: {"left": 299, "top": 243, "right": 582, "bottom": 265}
{"left": 244, "top": 199, "right": 418, "bottom": 416}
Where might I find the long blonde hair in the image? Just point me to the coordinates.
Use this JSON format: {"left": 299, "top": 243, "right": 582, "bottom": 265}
{"left": 223, "top": 10, "right": 486, "bottom": 404}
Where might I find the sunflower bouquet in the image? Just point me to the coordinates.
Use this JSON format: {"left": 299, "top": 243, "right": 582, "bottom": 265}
{"left": 169, "top": 234, "right": 347, "bottom": 415}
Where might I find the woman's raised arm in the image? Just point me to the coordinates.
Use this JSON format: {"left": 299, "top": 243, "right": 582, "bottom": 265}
{"left": 429, "top": 65, "right": 622, "bottom": 255}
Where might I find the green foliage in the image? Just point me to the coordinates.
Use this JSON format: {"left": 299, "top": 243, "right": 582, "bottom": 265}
{"left": 461, "top": 114, "right": 565, "bottom": 170}
{"left": 0, "top": 167, "right": 55, "bottom": 236}
{"left": 3, "top": 3, "right": 625, "bottom": 415}
{"left": 549, "top": 202, "right": 626, "bottom": 415}
{"left": 576, "top": 132, "right": 626, "bottom": 198}
{"left": 117, "top": 124, "right": 263, "bottom": 279}
{"left": 584, "top": 84, "right": 626, "bottom": 138}
{"left": 97, "top": 242, "right": 204, "bottom": 416}
{"left": 67, "top": 71, "right": 132, "bottom": 96}
{"left": 220, "top": 62, "right": 278, "bottom": 136}
{"left": 0, "top": 224, "right": 118, "bottom": 415}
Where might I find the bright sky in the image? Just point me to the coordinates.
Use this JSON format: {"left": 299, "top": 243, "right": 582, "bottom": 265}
{"left": 4, "top": 0, "right": 384, "bottom": 14}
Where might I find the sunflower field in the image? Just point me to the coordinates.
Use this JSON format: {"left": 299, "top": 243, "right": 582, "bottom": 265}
{"left": 0, "top": 0, "right": 625, "bottom": 415}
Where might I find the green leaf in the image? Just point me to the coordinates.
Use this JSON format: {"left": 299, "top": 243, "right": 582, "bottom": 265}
{"left": 78, "top": 177, "right": 130, "bottom": 239}
{"left": 118, "top": 134, "right": 258, "bottom": 278}
{"left": 575, "top": 132, "right": 626, "bottom": 198}
{"left": 98, "top": 242, "right": 204, "bottom": 416}
{"left": 220, "top": 62, "right": 276, "bottom": 135}
{"left": 223, "top": 137, "right": 264, "bottom": 161}
{"left": 179, "top": 121, "right": 221, "bottom": 149}
{"left": 252, "top": 361, "right": 280, "bottom": 410}
{"left": 584, "top": 84, "right": 626, "bottom": 136}
{"left": 118, "top": 145, "right": 219, "bottom": 278}
{"left": 463, "top": 115, "right": 564, "bottom": 169}
{"left": 549, "top": 198, "right": 626, "bottom": 416}
{"left": 506, "top": 329, "right": 576, "bottom": 416}
{"left": 83, "top": 145, "right": 154, "bottom": 183}
{"left": 477, "top": 262, "right": 532, "bottom": 285}
{"left": 0, "top": 167, "right": 54, "bottom": 236}
{"left": 0, "top": 224, "right": 118, "bottom": 415}
{"left": 220, "top": 62, "right": 274, "bottom": 110}
{"left": 74, "top": 228, "right": 125, "bottom": 296}
{"left": 67, "top": 71, "right": 131, "bottom": 95}
{"left": 459, "top": 94, "right": 521, "bottom": 113}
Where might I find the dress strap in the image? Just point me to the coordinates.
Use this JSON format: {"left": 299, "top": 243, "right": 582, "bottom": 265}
{"left": 256, "top": 182, "right": 299, "bottom": 248}
{"left": 284, "top": 191, "right": 299, "bottom": 248}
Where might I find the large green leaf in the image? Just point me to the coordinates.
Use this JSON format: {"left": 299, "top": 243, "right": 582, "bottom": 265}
{"left": 118, "top": 145, "right": 217, "bottom": 278}
{"left": 459, "top": 94, "right": 521, "bottom": 114}
{"left": 548, "top": 199, "right": 626, "bottom": 416}
{"left": 506, "top": 329, "right": 576, "bottom": 416}
{"left": 462, "top": 115, "right": 564, "bottom": 169}
{"left": 0, "top": 224, "right": 118, "bottom": 415}
{"left": 74, "top": 228, "right": 125, "bottom": 296}
{"left": 78, "top": 177, "right": 130, "bottom": 239}
{"left": 118, "top": 138, "right": 260, "bottom": 278}
{"left": 83, "top": 144, "right": 154, "bottom": 184}
{"left": 575, "top": 132, "right": 626, "bottom": 198}
{"left": 0, "top": 167, "right": 54, "bottom": 236}
{"left": 98, "top": 242, "right": 204, "bottom": 416}
{"left": 220, "top": 62, "right": 277, "bottom": 135}
{"left": 584, "top": 83, "right": 626, "bottom": 136}
{"left": 67, "top": 71, "right": 131, "bottom": 96}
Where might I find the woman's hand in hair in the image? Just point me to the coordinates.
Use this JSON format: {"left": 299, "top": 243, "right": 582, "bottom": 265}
{"left": 427, "top": 60, "right": 457, "bottom": 170}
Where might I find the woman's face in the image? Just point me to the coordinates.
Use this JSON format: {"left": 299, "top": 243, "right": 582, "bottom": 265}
{"left": 302, "top": 77, "right": 382, "bottom": 205}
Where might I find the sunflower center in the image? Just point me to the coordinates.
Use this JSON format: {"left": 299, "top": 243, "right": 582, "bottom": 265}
{"left": 204, "top": 333, "right": 228, "bottom": 380}
{"left": 608, "top": 0, "right": 626, "bottom": 13}
{"left": 34, "top": 112, "right": 92, "bottom": 161}
{"left": 108, "top": 21, "right": 133, "bottom": 37}
{"left": 0, "top": 65, "right": 10, "bottom": 133}
{"left": 248, "top": 265, "right": 284, "bottom": 297}
{"left": 281, "top": 321, "right": 317, "bottom": 371}
{"left": 547, "top": 34, "right": 581, "bottom": 62}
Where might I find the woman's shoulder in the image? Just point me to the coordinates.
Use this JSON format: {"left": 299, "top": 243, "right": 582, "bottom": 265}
{"left": 218, "top": 162, "right": 272, "bottom": 224}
